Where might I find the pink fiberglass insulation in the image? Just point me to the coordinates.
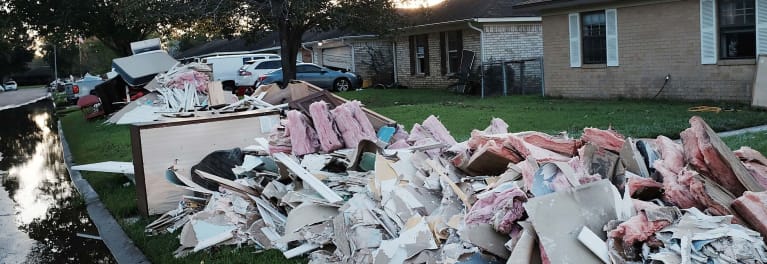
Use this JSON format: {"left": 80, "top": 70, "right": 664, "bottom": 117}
{"left": 408, "top": 123, "right": 430, "bottom": 143}
{"left": 732, "top": 191, "right": 767, "bottom": 239}
{"left": 522, "top": 132, "right": 583, "bottom": 157}
{"left": 483, "top": 118, "right": 509, "bottom": 134}
{"left": 286, "top": 110, "right": 320, "bottom": 156}
{"left": 627, "top": 176, "right": 663, "bottom": 197}
{"left": 167, "top": 70, "right": 210, "bottom": 92}
{"left": 518, "top": 160, "right": 537, "bottom": 191}
{"left": 464, "top": 187, "right": 528, "bottom": 234}
{"left": 388, "top": 139, "right": 410, "bottom": 149}
{"left": 656, "top": 163, "right": 702, "bottom": 209}
{"left": 267, "top": 128, "right": 292, "bottom": 154}
{"left": 680, "top": 128, "right": 710, "bottom": 176}
{"left": 609, "top": 213, "right": 671, "bottom": 245}
{"left": 743, "top": 162, "right": 767, "bottom": 189}
{"left": 689, "top": 116, "right": 746, "bottom": 196}
{"left": 467, "top": 131, "right": 507, "bottom": 150}
{"left": 390, "top": 124, "right": 410, "bottom": 144}
{"left": 422, "top": 115, "right": 458, "bottom": 145}
{"left": 346, "top": 101, "right": 377, "bottom": 140}
{"left": 655, "top": 135, "right": 684, "bottom": 174}
{"left": 735, "top": 147, "right": 767, "bottom": 189}
{"left": 581, "top": 127, "right": 626, "bottom": 153}
{"left": 331, "top": 103, "right": 370, "bottom": 149}
{"left": 735, "top": 146, "right": 767, "bottom": 165}
{"left": 505, "top": 135, "right": 570, "bottom": 163}
{"left": 688, "top": 177, "right": 731, "bottom": 216}
{"left": 309, "top": 101, "right": 344, "bottom": 152}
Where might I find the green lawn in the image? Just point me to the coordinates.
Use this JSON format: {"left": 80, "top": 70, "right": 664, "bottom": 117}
{"left": 59, "top": 89, "right": 767, "bottom": 263}
{"left": 339, "top": 89, "right": 767, "bottom": 141}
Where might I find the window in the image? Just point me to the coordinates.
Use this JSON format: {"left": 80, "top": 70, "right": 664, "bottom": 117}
{"left": 441, "top": 30, "right": 463, "bottom": 74}
{"left": 719, "top": 0, "right": 756, "bottom": 59}
{"left": 409, "top": 34, "right": 429, "bottom": 75}
{"left": 297, "top": 65, "right": 322, "bottom": 73}
{"left": 581, "top": 11, "right": 607, "bottom": 64}
{"left": 256, "top": 61, "right": 281, "bottom": 69}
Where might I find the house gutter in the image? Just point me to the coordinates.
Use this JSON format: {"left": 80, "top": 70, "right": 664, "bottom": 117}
{"left": 467, "top": 21, "right": 485, "bottom": 98}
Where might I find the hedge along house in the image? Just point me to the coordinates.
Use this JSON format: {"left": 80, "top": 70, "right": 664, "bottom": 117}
{"left": 303, "top": 30, "right": 395, "bottom": 87}
{"left": 393, "top": 0, "right": 544, "bottom": 96}
{"left": 516, "top": 0, "right": 766, "bottom": 102}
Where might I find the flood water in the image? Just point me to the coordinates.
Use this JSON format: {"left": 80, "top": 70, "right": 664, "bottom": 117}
{"left": 0, "top": 100, "right": 114, "bottom": 263}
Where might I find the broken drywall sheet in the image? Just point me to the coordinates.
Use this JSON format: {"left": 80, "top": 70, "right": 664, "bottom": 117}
{"left": 524, "top": 180, "right": 617, "bottom": 264}
{"left": 373, "top": 216, "right": 438, "bottom": 264}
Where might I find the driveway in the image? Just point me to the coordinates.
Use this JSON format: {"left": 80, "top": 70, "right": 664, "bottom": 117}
{"left": 0, "top": 88, "right": 49, "bottom": 111}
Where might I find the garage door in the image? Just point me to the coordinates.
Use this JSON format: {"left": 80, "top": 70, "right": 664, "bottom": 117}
{"left": 321, "top": 46, "right": 352, "bottom": 70}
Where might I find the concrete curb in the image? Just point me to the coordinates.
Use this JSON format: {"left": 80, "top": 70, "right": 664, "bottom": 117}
{"left": 58, "top": 122, "right": 151, "bottom": 264}
{"left": 717, "top": 124, "right": 767, "bottom": 138}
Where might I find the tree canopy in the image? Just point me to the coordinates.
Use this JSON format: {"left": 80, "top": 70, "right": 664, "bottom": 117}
{"left": 0, "top": 9, "right": 34, "bottom": 80}
{"left": 3, "top": 0, "right": 176, "bottom": 56}
{"left": 158, "top": 0, "right": 401, "bottom": 84}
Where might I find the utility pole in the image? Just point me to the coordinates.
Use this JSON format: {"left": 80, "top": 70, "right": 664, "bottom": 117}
{"left": 53, "top": 45, "right": 58, "bottom": 82}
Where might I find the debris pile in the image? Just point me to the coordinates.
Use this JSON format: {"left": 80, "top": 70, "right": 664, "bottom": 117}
{"left": 146, "top": 104, "right": 767, "bottom": 263}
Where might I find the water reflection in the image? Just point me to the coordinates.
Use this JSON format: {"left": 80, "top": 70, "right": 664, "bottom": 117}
{"left": 0, "top": 100, "right": 114, "bottom": 263}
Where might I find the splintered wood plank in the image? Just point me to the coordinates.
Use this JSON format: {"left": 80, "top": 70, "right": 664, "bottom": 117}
{"left": 694, "top": 116, "right": 765, "bottom": 193}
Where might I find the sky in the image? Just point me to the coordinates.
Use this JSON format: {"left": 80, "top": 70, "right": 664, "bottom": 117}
{"left": 397, "top": 0, "right": 444, "bottom": 8}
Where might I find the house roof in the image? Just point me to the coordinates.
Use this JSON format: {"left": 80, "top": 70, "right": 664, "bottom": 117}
{"left": 399, "top": 0, "right": 538, "bottom": 26}
{"left": 175, "top": 34, "right": 281, "bottom": 59}
{"left": 175, "top": 29, "right": 373, "bottom": 59}
{"left": 513, "top": 0, "right": 626, "bottom": 13}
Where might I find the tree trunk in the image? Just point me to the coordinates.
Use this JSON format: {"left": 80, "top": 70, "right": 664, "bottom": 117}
{"left": 278, "top": 23, "right": 304, "bottom": 88}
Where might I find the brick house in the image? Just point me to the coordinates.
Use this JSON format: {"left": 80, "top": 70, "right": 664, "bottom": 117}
{"left": 393, "top": 0, "right": 543, "bottom": 94}
{"left": 303, "top": 31, "right": 395, "bottom": 86}
{"left": 516, "top": 0, "right": 765, "bottom": 102}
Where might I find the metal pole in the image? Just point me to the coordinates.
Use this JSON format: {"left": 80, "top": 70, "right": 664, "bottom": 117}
{"left": 502, "top": 62, "right": 507, "bottom": 96}
{"left": 53, "top": 45, "right": 58, "bottom": 82}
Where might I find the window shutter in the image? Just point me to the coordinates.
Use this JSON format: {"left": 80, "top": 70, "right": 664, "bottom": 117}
{"left": 758, "top": 0, "right": 767, "bottom": 55}
{"left": 424, "top": 35, "right": 430, "bottom": 76}
{"left": 605, "top": 9, "right": 619, "bottom": 67}
{"left": 568, "top": 13, "right": 582, "bottom": 68}
{"left": 409, "top": 36, "right": 416, "bottom": 75}
{"left": 440, "top": 32, "right": 447, "bottom": 75}
{"left": 700, "top": 0, "right": 717, "bottom": 64}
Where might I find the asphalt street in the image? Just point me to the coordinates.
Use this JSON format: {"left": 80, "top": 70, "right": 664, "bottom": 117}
{"left": 0, "top": 88, "right": 48, "bottom": 110}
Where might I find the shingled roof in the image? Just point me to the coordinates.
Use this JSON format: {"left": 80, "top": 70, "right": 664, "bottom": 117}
{"left": 400, "top": 0, "right": 537, "bottom": 26}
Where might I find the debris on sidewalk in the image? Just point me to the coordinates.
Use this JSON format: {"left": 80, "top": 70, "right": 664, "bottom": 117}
{"left": 140, "top": 91, "right": 767, "bottom": 263}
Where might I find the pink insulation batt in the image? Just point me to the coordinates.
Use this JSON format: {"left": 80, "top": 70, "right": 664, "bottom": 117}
{"left": 464, "top": 187, "right": 528, "bottom": 234}
{"left": 286, "top": 110, "right": 320, "bottom": 156}
{"left": 309, "top": 101, "right": 343, "bottom": 152}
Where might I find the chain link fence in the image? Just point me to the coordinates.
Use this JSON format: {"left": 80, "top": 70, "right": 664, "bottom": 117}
{"left": 479, "top": 57, "right": 544, "bottom": 97}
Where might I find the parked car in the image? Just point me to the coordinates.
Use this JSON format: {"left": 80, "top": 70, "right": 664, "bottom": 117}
{"left": 0, "top": 84, "right": 5, "bottom": 92}
{"left": 64, "top": 74, "right": 104, "bottom": 104}
{"left": 257, "top": 63, "right": 362, "bottom": 92}
{"left": 200, "top": 53, "right": 280, "bottom": 91}
{"left": 4, "top": 81, "right": 17, "bottom": 91}
{"left": 235, "top": 59, "right": 283, "bottom": 88}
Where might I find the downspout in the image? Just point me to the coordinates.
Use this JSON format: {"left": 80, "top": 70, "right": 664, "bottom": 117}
{"left": 349, "top": 42, "right": 356, "bottom": 72}
{"left": 467, "top": 21, "right": 485, "bottom": 98}
{"left": 392, "top": 41, "right": 398, "bottom": 83}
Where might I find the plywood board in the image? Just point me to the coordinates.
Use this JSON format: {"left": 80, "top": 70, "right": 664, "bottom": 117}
{"left": 132, "top": 110, "right": 279, "bottom": 216}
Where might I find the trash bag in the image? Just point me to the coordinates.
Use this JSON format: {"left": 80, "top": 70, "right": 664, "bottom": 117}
{"left": 191, "top": 148, "right": 244, "bottom": 191}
